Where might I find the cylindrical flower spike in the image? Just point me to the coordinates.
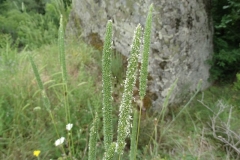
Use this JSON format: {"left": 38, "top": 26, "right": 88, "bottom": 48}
{"left": 139, "top": 4, "right": 153, "bottom": 100}
{"left": 58, "top": 15, "right": 67, "bottom": 83}
{"left": 116, "top": 24, "right": 142, "bottom": 154}
{"left": 102, "top": 20, "right": 113, "bottom": 150}
{"left": 103, "top": 142, "right": 116, "bottom": 160}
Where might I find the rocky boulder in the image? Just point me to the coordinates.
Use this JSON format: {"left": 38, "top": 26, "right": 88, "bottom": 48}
{"left": 66, "top": 0, "right": 213, "bottom": 110}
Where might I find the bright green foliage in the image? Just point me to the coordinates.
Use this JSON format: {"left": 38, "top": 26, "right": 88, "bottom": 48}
{"left": 116, "top": 24, "right": 142, "bottom": 155}
{"left": 209, "top": 0, "right": 240, "bottom": 82}
{"left": 102, "top": 20, "right": 113, "bottom": 151}
{"left": 139, "top": 4, "right": 153, "bottom": 100}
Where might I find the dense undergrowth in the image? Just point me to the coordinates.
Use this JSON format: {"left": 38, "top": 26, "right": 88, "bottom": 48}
{"left": 1, "top": 0, "right": 240, "bottom": 159}
{"left": 0, "top": 0, "right": 70, "bottom": 49}
{"left": 209, "top": 0, "right": 240, "bottom": 82}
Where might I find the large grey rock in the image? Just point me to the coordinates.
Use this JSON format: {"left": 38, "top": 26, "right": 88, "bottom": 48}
{"left": 67, "top": 0, "right": 213, "bottom": 110}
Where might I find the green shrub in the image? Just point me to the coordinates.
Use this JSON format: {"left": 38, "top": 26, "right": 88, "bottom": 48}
{"left": 0, "top": 9, "right": 28, "bottom": 40}
{"left": 17, "top": 13, "right": 58, "bottom": 48}
{"left": 209, "top": 0, "right": 240, "bottom": 82}
{"left": 0, "top": 34, "right": 19, "bottom": 69}
{"left": 0, "top": 0, "right": 71, "bottom": 49}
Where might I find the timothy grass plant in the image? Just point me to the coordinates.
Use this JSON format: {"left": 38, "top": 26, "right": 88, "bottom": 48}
{"left": 88, "top": 4, "right": 153, "bottom": 160}
{"left": 102, "top": 20, "right": 114, "bottom": 151}
{"left": 135, "top": 5, "right": 153, "bottom": 159}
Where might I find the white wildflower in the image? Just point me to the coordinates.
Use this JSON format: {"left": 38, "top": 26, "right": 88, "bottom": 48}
{"left": 66, "top": 123, "right": 73, "bottom": 131}
{"left": 55, "top": 137, "right": 65, "bottom": 146}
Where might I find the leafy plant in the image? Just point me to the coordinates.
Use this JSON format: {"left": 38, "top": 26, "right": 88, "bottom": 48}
{"left": 0, "top": 34, "right": 18, "bottom": 68}
{"left": 209, "top": 0, "right": 240, "bottom": 82}
{"left": 0, "top": 0, "right": 71, "bottom": 49}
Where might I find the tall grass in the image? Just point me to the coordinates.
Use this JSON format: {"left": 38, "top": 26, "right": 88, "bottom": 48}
{"left": 28, "top": 4, "right": 153, "bottom": 159}
{"left": 0, "top": 21, "right": 99, "bottom": 160}
{"left": 2, "top": 1, "right": 240, "bottom": 160}
{"left": 88, "top": 4, "right": 153, "bottom": 160}
{"left": 102, "top": 20, "right": 114, "bottom": 151}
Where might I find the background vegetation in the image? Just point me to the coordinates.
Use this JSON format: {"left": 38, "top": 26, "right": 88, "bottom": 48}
{"left": 0, "top": 0, "right": 70, "bottom": 49}
{"left": 209, "top": 0, "right": 240, "bottom": 82}
{"left": 0, "top": 0, "right": 240, "bottom": 159}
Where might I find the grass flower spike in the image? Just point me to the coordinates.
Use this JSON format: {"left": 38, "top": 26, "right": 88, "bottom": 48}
{"left": 103, "top": 142, "right": 116, "bottom": 160}
{"left": 139, "top": 4, "right": 153, "bottom": 99}
{"left": 66, "top": 123, "right": 73, "bottom": 131}
{"left": 102, "top": 20, "right": 113, "bottom": 150}
{"left": 55, "top": 137, "right": 65, "bottom": 146}
{"left": 33, "top": 150, "right": 41, "bottom": 157}
{"left": 116, "top": 24, "right": 142, "bottom": 154}
{"left": 58, "top": 15, "right": 67, "bottom": 83}
{"left": 135, "top": 5, "right": 153, "bottom": 159}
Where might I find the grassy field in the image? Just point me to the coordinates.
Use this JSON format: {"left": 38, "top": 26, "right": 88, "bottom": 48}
{"left": 0, "top": 2, "right": 240, "bottom": 159}
{"left": 1, "top": 35, "right": 240, "bottom": 159}
{"left": 0, "top": 38, "right": 103, "bottom": 159}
